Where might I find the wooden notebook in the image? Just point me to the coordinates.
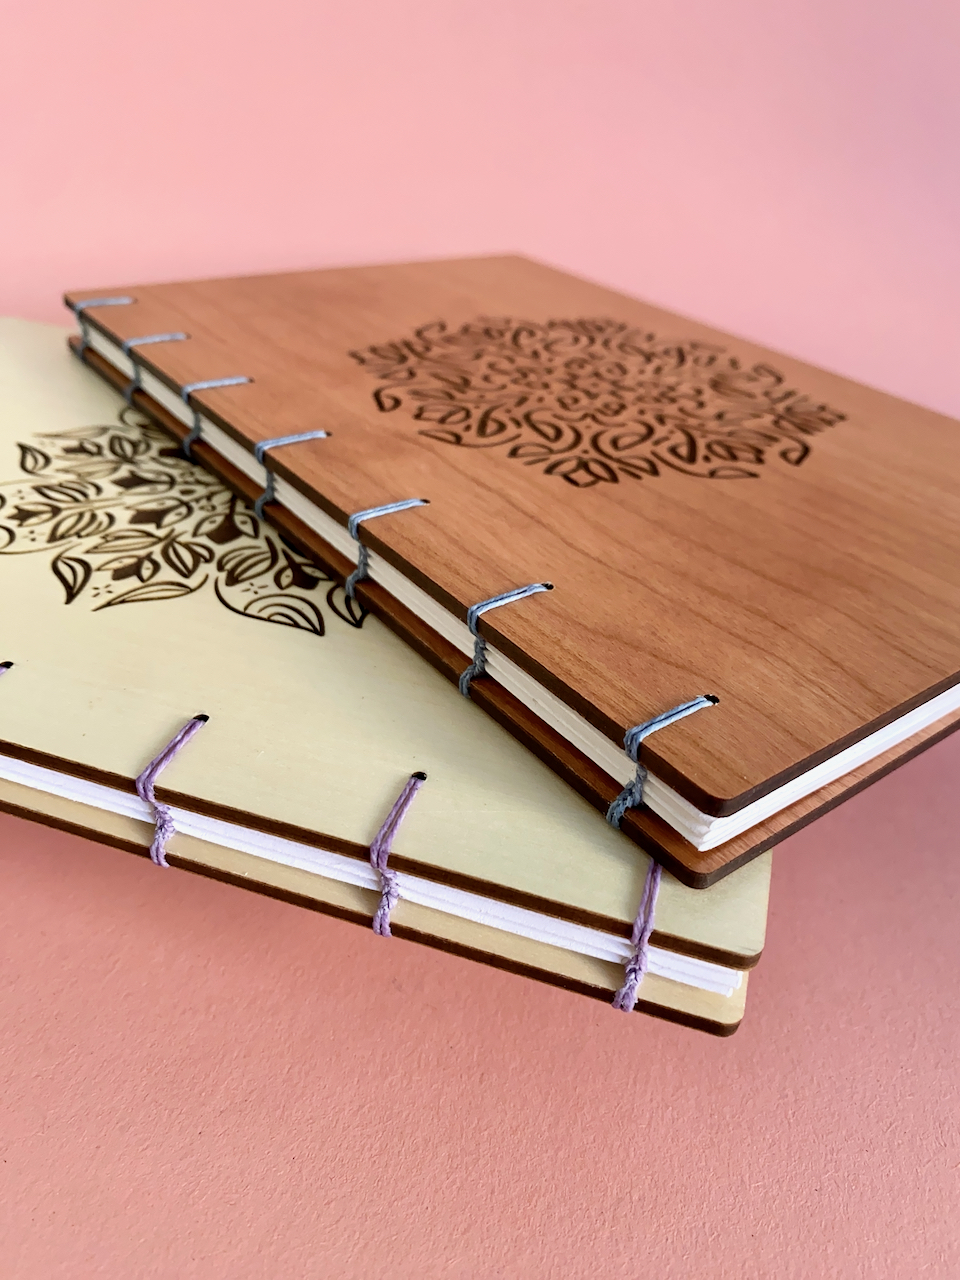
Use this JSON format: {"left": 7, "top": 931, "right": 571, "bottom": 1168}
{"left": 0, "top": 318, "right": 774, "bottom": 1035}
{"left": 63, "top": 257, "right": 960, "bottom": 884}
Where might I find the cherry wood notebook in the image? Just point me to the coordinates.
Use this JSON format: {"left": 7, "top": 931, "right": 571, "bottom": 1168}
{"left": 64, "top": 258, "right": 960, "bottom": 884}
{"left": 0, "top": 318, "right": 775, "bottom": 1035}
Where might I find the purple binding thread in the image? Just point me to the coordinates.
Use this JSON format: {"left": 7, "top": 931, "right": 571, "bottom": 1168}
{"left": 612, "top": 858, "right": 662, "bottom": 1012}
{"left": 135, "top": 715, "right": 209, "bottom": 867}
{"left": 370, "top": 771, "right": 427, "bottom": 936}
{"left": 0, "top": 661, "right": 12, "bottom": 674}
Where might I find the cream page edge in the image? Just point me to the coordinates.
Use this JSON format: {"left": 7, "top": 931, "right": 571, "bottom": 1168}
{"left": 0, "top": 750, "right": 743, "bottom": 997}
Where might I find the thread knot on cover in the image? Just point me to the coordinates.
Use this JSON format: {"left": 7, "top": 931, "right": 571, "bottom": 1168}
{"left": 344, "top": 498, "right": 429, "bottom": 601}
{"left": 135, "top": 715, "right": 209, "bottom": 867}
{"left": 369, "top": 771, "right": 427, "bottom": 936}
{"left": 606, "top": 695, "right": 718, "bottom": 829}
{"left": 612, "top": 859, "right": 662, "bottom": 1012}
{"left": 458, "top": 583, "right": 553, "bottom": 697}
{"left": 120, "top": 333, "right": 188, "bottom": 403}
{"left": 180, "top": 377, "right": 253, "bottom": 457}
{"left": 70, "top": 296, "right": 134, "bottom": 358}
{"left": 253, "top": 431, "right": 329, "bottom": 518}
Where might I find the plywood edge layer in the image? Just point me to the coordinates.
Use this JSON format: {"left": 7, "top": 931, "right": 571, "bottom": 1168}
{"left": 0, "top": 776, "right": 745, "bottom": 1035}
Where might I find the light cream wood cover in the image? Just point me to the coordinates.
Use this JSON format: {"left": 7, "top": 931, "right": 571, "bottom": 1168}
{"left": 0, "top": 319, "right": 770, "bottom": 975}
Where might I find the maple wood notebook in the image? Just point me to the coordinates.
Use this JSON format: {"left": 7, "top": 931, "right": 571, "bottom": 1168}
{"left": 0, "top": 318, "right": 773, "bottom": 1035}
{"left": 64, "top": 258, "right": 960, "bottom": 886}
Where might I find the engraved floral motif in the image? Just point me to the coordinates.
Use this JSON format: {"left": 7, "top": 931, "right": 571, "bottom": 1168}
{"left": 0, "top": 407, "right": 366, "bottom": 633}
{"left": 350, "top": 317, "right": 846, "bottom": 486}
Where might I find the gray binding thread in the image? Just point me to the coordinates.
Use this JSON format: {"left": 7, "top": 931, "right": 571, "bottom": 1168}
{"left": 458, "top": 583, "right": 553, "bottom": 697}
{"left": 121, "top": 332, "right": 188, "bottom": 403}
{"left": 70, "top": 296, "right": 134, "bottom": 356}
{"left": 180, "top": 376, "right": 252, "bottom": 457}
{"left": 253, "top": 431, "right": 329, "bottom": 518}
{"left": 606, "top": 695, "right": 718, "bottom": 828}
{"left": 345, "top": 498, "right": 428, "bottom": 601}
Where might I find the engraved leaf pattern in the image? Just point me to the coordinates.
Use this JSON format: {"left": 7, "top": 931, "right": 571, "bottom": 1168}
{"left": 214, "top": 583, "right": 325, "bottom": 635}
{"left": 52, "top": 554, "right": 93, "bottom": 603}
{"left": 99, "top": 579, "right": 205, "bottom": 608}
{"left": 0, "top": 404, "right": 367, "bottom": 634}
{"left": 351, "top": 317, "right": 847, "bottom": 486}
{"left": 162, "top": 537, "right": 215, "bottom": 578}
{"left": 17, "top": 443, "right": 51, "bottom": 474}
{"left": 218, "top": 540, "right": 279, "bottom": 586}
{"left": 48, "top": 509, "right": 113, "bottom": 542}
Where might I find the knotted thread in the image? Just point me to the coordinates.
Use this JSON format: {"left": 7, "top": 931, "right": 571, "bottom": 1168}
{"left": 345, "top": 498, "right": 428, "bottom": 601}
{"left": 370, "top": 771, "right": 427, "bottom": 936}
{"left": 181, "top": 377, "right": 252, "bottom": 457}
{"left": 135, "top": 715, "right": 208, "bottom": 867}
{"left": 0, "top": 661, "right": 12, "bottom": 675}
{"left": 458, "top": 583, "right": 553, "bottom": 697}
{"left": 253, "top": 430, "right": 329, "bottom": 518}
{"left": 70, "top": 296, "right": 134, "bottom": 357}
{"left": 612, "top": 858, "right": 662, "bottom": 1012}
{"left": 121, "top": 332, "right": 188, "bottom": 402}
{"left": 605, "top": 695, "right": 718, "bottom": 828}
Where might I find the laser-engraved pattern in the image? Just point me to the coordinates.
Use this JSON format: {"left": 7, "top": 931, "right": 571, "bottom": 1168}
{"left": 0, "top": 407, "right": 366, "bottom": 631}
{"left": 351, "top": 317, "right": 845, "bottom": 487}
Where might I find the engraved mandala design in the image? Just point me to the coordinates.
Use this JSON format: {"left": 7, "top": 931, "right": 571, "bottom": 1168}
{"left": 350, "top": 317, "right": 846, "bottom": 486}
{"left": 0, "top": 406, "right": 367, "bottom": 633}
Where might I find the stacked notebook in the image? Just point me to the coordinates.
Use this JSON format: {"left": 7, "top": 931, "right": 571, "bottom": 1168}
{"left": 63, "top": 257, "right": 960, "bottom": 887}
{"left": 0, "top": 317, "right": 768, "bottom": 1035}
{"left": 5, "top": 252, "right": 957, "bottom": 1034}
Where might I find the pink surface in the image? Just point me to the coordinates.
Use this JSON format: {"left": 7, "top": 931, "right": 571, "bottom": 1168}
{"left": 3, "top": 0, "right": 960, "bottom": 420}
{"left": 3, "top": 1, "right": 960, "bottom": 1274}
{"left": 2, "top": 741, "right": 959, "bottom": 1278}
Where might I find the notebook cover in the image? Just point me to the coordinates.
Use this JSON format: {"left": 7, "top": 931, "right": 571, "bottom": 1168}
{"left": 0, "top": 315, "right": 769, "bottom": 1019}
{"left": 63, "top": 257, "right": 960, "bottom": 829}
{"left": 69, "top": 323, "right": 960, "bottom": 884}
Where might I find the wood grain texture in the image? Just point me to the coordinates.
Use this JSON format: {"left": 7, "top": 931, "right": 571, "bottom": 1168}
{"left": 73, "top": 339, "right": 960, "bottom": 887}
{"left": 66, "top": 258, "right": 960, "bottom": 820}
{"left": 0, "top": 777, "right": 745, "bottom": 1035}
{"left": 0, "top": 319, "right": 764, "bottom": 975}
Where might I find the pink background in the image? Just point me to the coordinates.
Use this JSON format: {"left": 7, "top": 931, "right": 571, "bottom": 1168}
{"left": 2, "top": 1, "right": 959, "bottom": 1275}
